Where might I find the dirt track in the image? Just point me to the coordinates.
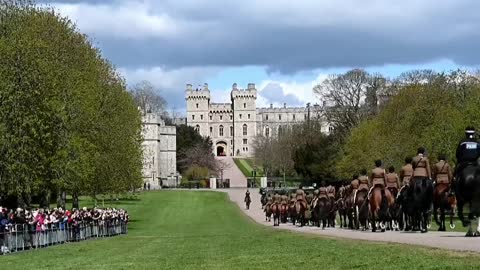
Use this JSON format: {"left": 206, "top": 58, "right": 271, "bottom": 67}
{"left": 224, "top": 188, "right": 480, "bottom": 252}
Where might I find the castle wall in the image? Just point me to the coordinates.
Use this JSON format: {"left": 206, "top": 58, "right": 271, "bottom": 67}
{"left": 141, "top": 113, "right": 177, "bottom": 189}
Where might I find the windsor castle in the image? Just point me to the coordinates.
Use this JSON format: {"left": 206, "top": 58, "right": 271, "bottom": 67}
{"left": 186, "top": 83, "right": 332, "bottom": 157}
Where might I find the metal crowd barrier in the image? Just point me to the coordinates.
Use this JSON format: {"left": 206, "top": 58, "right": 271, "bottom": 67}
{"left": 0, "top": 220, "right": 128, "bottom": 255}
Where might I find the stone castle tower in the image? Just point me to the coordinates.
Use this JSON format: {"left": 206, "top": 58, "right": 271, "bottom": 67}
{"left": 185, "top": 83, "right": 257, "bottom": 157}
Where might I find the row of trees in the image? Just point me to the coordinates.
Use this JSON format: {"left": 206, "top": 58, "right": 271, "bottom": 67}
{"left": 0, "top": 1, "right": 143, "bottom": 208}
{"left": 253, "top": 69, "right": 480, "bottom": 184}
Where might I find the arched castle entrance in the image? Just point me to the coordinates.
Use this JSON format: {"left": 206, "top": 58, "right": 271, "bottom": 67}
{"left": 216, "top": 141, "right": 228, "bottom": 156}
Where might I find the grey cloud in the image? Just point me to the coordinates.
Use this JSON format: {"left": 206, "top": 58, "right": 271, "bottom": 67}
{"left": 259, "top": 83, "right": 304, "bottom": 107}
{"left": 46, "top": 0, "right": 480, "bottom": 73}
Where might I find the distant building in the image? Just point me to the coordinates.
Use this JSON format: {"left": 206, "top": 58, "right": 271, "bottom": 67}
{"left": 185, "top": 83, "right": 332, "bottom": 157}
{"left": 141, "top": 113, "right": 178, "bottom": 188}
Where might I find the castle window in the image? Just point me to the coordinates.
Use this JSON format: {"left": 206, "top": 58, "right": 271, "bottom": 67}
{"left": 279, "top": 114, "right": 282, "bottom": 120}
{"left": 239, "top": 114, "right": 242, "bottom": 119}
{"left": 293, "top": 114, "right": 295, "bottom": 121}
{"left": 210, "top": 126, "right": 213, "bottom": 135}
{"left": 192, "top": 115, "right": 195, "bottom": 120}
{"left": 195, "top": 125, "right": 200, "bottom": 133}
{"left": 220, "top": 115, "right": 223, "bottom": 120}
{"left": 230, "top": 126, "right": 234, "bottom": 136}
{"left": 244, "top": 103, "right": 246, "bottom": 108}
{"left": 210, "top": 115, "right": 212, "bottom": 120}
{"left": 230, "top": 115, "right": 233, "bottom": 120}
{"left": 248, "top": 114, "right": 250, "bottom": 119}
{"left": 196, "top": 103, "right": 199, "bottom": 108}
{"left": 266, "top": 114, "right": 269, "bottom": 121}
{"left": 246, "top": 147, "right": 248, "bottom": 152}
{"left": 243, "top": 139, "right": 247, "bottom": 145}
{"left": 219, "top": 125, "right": 224, "bottom": 136}
{"left": 278, "top": 126, "right": 283, "bottom": 136}
{"left": 200, "top": 115, "right": 203, "bottom": 120}
{"left": 265, "top": 126, "right": 270, "bottom": 137}
{"left": 243, "top": 124, "right": 248, "bottom": 136}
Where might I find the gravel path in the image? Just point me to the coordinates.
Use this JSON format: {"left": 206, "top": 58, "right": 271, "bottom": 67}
{"left": 224, "top": 188, "right": 480, "bottom": 252}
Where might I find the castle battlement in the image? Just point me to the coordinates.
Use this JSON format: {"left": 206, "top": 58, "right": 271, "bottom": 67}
{"left": 185, "top": 83, "right": 211, "bottom": 100}
{"left": 230, "top": 83, "right": 257, "bottom": 99}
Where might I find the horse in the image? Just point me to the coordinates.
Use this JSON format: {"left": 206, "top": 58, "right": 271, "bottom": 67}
{"left": 396, "top": 185, "right": 413, "bottom": 231}
{"left": 455, "top": 163, "right": 480, "bottom": 237}
{"left": 294, "top": 200, "right": 307, "bottom": 227}
{"left": 280, "top": 203, "right": 288, "bottom": 223}
{"left": 411, "top": 177, "right": 434, "bottom": 233}
{"left": 260, "top": 193, "right": 267, "bottom": 209}
{"left": 353, "top": 188, "right": 368, "bottom": 230}
{"left": 336, "top": 186, "right": 348, "bottom": 228}
{"left": 314, "top": 196, "right": 331, "bottom": 229}
{"left": 244, "top": 194, "right": 251, "bottom": 210}
{"left": 271, "top": 203, "right": 281, "bottom": 226}
{"left": 344, "top": 186, "right": 355, "bottom": 229}
{"left": 264, "top": 203, "right": 272, "bottom": 222}
{"left": 369, "top": 186, "right": 393, "bottom": 232}
{"left": 327, "top": 186, "right": 337, "bottom": 227}
{"left": 433, "top": 182, "right": 456, "bottom": 231}
{"left": 386, "top": 187, "right": 400, "bottom": 231}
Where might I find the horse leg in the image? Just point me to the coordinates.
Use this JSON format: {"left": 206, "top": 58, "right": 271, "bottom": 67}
{"left": 457, "top": 200, "right": 469, "bottom": 227}
{"left": 440, "top": 206, "right": 446, "bottom": 231}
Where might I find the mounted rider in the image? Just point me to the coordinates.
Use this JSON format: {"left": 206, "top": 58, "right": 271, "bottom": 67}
{"left": 350, "top": 174, "right": 360, "bottom": 191}
{"left": 312, "top": 189, "right": 320, "bottom": 208}
{"left": 385, "top": 166, "right": 400, "bottom": 198}
{"left": 327, "top": 186, "right": 336, "bottom": 201}
{"left": 358, "top": 169, "right": 370, "bottom": 193}
{"left": 412, "top": 147, "right": 432, "bottom": 184}
{"left": 295, "top": 186, "right": 308, "bottom": 209}
{"left": 273, "top": 192, "right": 281, "bottom": 206}
{"left": 368, "top": 160, "right": 386, "bottom": 199}
{"left": 454, "top": 126, "right": 480, "bottom": 192}
{"left": 400, "top": 157, "right": 413, "bottom": 187}
{"left": 280, "top": 193, "right": 289, "bottom": 206}
{"left": 306, "top": 191, "right": 314, "bottom": 205}
{"left": 433, "top": 154, "right": 453, "bottom": 188}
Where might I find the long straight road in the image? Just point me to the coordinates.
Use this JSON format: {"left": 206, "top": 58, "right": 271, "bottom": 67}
{"left": 215, "top": 157, "right": 247, "bottom": 188}
{"left": 225, "top": 188, "right": 480, "bottom": 252}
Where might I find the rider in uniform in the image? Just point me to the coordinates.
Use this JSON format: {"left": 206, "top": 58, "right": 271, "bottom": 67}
{"left": 296, "top": 186, "right": 307, "bottom": 208}
{"left": 351, "top": 175, "right": 359, "bottom": 191}
{"left": 412, "top": 147, "right": 432, "bottom": 184}
{"left": 273, "top": 192, "right": 281, "bottom": 205}
{"left": 281, "top": 193, "right": 289, "bottom": 206}
{"left": 327, "top": 186, "right": 336, "bottom": 201}
{"left": 454, "top": 127, "right": 480, "bottom": 193}
{"left": 385, "top": 166, "right": 400, "bottom": 198}
{"left": 433, "top": 154, "right": 453, "bottom": 197}
{"left": 318, "top": 182, "right": 328, "bottom": 200}
{"left": 400, "top": 157, "right": 413, "bottom": 187}
{"left": 368, "top": 160, "right": 386, "bottom": 199}
{"left": 358, "top": 170, "right": 369, "bottom": 193}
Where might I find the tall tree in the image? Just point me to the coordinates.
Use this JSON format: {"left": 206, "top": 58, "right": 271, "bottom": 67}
{"left": 130, "top": 80, "right": 167, "bottom": 115}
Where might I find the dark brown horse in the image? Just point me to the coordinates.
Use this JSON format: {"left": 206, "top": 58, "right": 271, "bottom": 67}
{"left": 280, "top": 203, "right": 288, "bottom": 223}
{"left": 369, "top": 187, "right": 394, "bottom": 232}
{"left": 433, "top": 183, "right": 456, "bottom": 231}
{"left": 264, "top": 203, "right": 272, "bottom": 222}
{"left": 354, "top": 188, "right": 368, "bottom": 230}
{"left": 271, "top": 203, "right": 280, "bottom": 226}
{"left": 336, "top": 186, "right": 348, "bottom": 228}
{"left": 294, "top": 200, "right": 307, "bottom": 227}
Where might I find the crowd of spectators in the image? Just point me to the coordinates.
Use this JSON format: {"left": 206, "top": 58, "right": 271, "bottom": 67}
{"left": 1, "top": 206, "right": 129, "bottom": 254}
{"left": 0, "top": 206, "right": 129, "bottom": 233}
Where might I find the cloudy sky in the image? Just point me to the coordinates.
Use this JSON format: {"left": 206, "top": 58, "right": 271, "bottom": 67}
{"left": 40, "top": 0, "right": 480, "bottom": 113}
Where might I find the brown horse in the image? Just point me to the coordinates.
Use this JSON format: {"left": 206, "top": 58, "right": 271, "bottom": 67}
{"left": 433, "top": 183, "right": 456, "bottom": 231}
{"left": 336, "top": 186, "right": 348, "bottom": 228}
{"left": 280, "top": 203, "right": 288, "bottom": 223}
{"left": 345, "top": 186, "right": 355, "bottom": 229}
{"left": 271, "top": 203, "right": 281, "bottom": 226}
{"left": 354, "top": 188, "right": 368, "bottom": 230}
{"left": 264, "top": 203, "right": 272, "bottom": 222}
{"left": 369, "top": 186, "right": 394, "bottom": 232}
{"left": 295, "top": 200, "right": 307, "bottom": 227}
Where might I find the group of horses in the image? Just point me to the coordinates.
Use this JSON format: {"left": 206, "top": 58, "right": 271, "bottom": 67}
{"left": 260, "top": 187, "right": 337, "bottom": 229}
{"left": 259, "top": 181, "right": 461, "bottom": 234}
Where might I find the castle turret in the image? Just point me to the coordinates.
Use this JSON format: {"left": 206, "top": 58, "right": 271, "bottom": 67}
{"left": 186, "top": 83, "right": 210, "bottom": 137}
{"left": 231, "top": 83, "right": 257, "bottom": 157}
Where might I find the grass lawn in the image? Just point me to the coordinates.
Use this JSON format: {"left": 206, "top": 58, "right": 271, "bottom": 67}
{"left": 2, "top": 191, "right": 480, "bottom": 269}
{"left": 234, "top": 158, "right": 264, "bottom": 177}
